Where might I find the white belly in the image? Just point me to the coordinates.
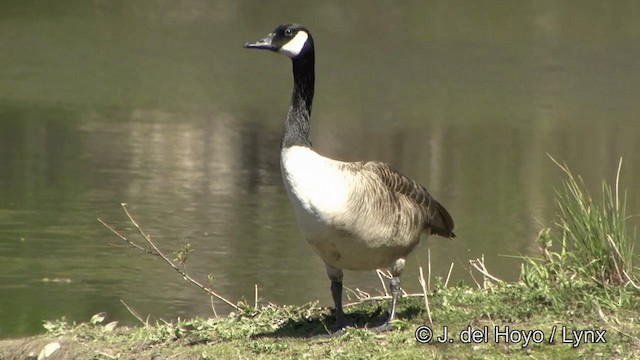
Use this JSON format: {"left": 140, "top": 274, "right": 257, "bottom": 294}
{"left": 280, "top": 146, "right": 417, "bottom": 270}
{"left": 305, "top": 229, "right": 420, "bottom": 270}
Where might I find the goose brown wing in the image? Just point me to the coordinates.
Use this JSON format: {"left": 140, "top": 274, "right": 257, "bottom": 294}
{"left": 360, "top": 161, "right": 456, "bottom": 238}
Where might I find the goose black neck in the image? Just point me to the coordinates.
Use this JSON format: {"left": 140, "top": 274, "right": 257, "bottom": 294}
{"left": 281, "top": 51, "right": 315, "bottom": 149}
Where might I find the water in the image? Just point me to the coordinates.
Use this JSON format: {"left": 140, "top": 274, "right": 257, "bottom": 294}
{"left": 2, "top": 0, "right": 640, "bottom": 338}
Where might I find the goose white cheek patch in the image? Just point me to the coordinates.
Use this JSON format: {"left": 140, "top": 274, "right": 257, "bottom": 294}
{"left": 279, "top": 31, "right": 309, "bottom": 57}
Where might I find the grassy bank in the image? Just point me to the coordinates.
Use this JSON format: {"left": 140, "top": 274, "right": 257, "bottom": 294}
{"left": 1, "top": 281, "right": 639, "bottom": 359}
{"left": 2, "top": 159, "right": 638, "bottom": 359}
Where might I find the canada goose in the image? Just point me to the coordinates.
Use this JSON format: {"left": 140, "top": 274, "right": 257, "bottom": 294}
{"left": 245, "top": 24, "right": 455, "bottom": 332}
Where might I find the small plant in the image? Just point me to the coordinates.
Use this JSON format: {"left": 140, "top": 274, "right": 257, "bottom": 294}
{"left": 43, "top": 317, "right": 72, "bottom": 336}
{"left": 520, "top": 228, "right": 573, "bottom": 289}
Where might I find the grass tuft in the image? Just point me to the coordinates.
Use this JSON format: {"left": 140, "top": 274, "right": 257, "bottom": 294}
{"left": 521, "top": 156, "right": 639, "bottom": 300}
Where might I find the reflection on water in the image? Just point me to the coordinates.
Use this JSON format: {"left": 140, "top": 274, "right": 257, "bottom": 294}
{"left": 1, "top": 0, "right": 640, "bottom": 338}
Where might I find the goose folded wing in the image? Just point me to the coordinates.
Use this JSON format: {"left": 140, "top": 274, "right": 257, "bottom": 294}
{"left": 359, "top": 161, "right": 456, "bottom": 239}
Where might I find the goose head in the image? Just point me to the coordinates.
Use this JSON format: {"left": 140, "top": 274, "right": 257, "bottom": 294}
{"left": 244, "top": 24, "right": 314, "bottom": 59}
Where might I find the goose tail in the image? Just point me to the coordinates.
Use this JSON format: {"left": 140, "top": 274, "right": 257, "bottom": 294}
{"left": 429, "top": 200, "right": 456, "bottom": 239}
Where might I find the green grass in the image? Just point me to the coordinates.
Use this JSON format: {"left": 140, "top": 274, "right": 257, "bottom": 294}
{"left": 521, "top": 157, "right": 638, "bottom": 294}
{"left": 551, "top": 156, "right": 636, "bottom": 286}
{"left": 3, "top": 282, "right": 639, "bottom": 359}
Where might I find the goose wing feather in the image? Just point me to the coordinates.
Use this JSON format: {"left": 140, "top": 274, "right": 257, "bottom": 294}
{"left": 344, "top": 161, "right": 456, "bottom": 239}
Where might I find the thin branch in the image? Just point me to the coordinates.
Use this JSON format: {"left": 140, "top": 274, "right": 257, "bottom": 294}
{"left": 375, "top": 269, "right": 390, "bottom": 297}
{"left": 100, "top": 203, "right": 239, "bottom": 311}
{"left": 121, "top": 204, "right": 238, "bottom": 309}
{"left": 120, "top": 299, "right": 147, "bottom": 326}
{"left": 468, "top": 264, "right": 482, "bottom": 289}
{"left": 418, "top": 266, "right": 433, "bottom": 327}
{"left": 343, "top": 286, "right": 366, "bottom": 302}
{"left": 355, "top": 288, "right": 371, "bottom": 299}
{"left": 97, "top": 218, "right": 151, "bottom": 254}
{"left": 444, "top": 262, "right": 454, "bottom": 288}
{"left": 469, "top": 255, "right": 503, "bottom": 287}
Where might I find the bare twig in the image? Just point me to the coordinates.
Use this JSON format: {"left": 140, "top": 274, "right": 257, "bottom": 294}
{"left": 120, "top": 299, "right": 147, "bottom": 326}
{"left": 97, "top": 218, "right": 151, "bottom": 254}
{"left": 444, "top": 262, "right": 454, "bottom": 288}
{"left": 100, "top": 203, "right": 239, "bottom": 311}
{"left": 254, "top": 284, "right": 259, "bottom": 309}
{"left": 376, "top": 269, "right": 406, "bottom": 296}
{"left": 427, "top": 249, "right": 432, "bottom": 293}
{"left": 343, "top": 285, "right": 367, "bottom": 302}
{"left": 373, "top": 288, "right": 387, "bottom": 297}
{"left": 355, "top": 288, "right": 371, "bottom": 299}
{"left": 469, "top": 255, "right": 503, "bottom": 288}
{"left": 375, "top": 269, "right": 390, "bottom": 296}
{"left": 468, "top": 263, "right": 482, "bottom": 289}
{"left": 418, "top": 266, "right": 433, "bottom": 327}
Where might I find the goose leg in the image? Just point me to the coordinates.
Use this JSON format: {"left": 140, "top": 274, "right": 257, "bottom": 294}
{"left": 387, "top": 276, "right": 401, "bottom": 322}
{"left": 331, "top": 280, "right": 346, "bottom": 330}
{"left": 372, "top": 258, "right": 405, "bottom": 332}
{"left": 325, "top": 263, "right": 346, "bottom": 331}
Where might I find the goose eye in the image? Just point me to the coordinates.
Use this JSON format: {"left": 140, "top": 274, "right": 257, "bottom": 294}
{"left": 285, "top": 29, "right": 293, "bottom": 36}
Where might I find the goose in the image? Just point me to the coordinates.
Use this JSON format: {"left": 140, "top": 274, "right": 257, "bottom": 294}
{"left": 245, "top": 24, "right": 455, "bottom": 332}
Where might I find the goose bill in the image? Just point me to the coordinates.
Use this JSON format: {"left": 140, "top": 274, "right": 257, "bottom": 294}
{"left": 244, "top": 33, "right": 276, "bottom": 51}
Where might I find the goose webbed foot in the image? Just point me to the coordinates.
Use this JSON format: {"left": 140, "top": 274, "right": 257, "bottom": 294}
{"left": 369, "top": 321, "right": 394, "bottom": 333}
{"left": 332, "top": 319, "right": 349, "bottom": 333}
{"left": 312, "top": 324, "right": 349, "bottom": 339}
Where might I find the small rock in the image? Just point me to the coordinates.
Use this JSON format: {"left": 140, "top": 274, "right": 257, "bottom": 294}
{"left": 37, "top": 341, "right": 60, "bottom": 359}
{"left": 104, "top": 321, "right": 118, "bottom": 332}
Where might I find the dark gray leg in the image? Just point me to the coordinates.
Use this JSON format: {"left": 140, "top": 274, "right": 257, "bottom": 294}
{"left": 325, "top": 263, "right": 346, "bottom": 331}
{"left": 388, "top": 276, "right": 401, "bottom": 323}
{"left": 372, "top": 258, "right": 405, "bottom": 332}
{"left": 331, "top": 280, "right": 346, "bottom": 330}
